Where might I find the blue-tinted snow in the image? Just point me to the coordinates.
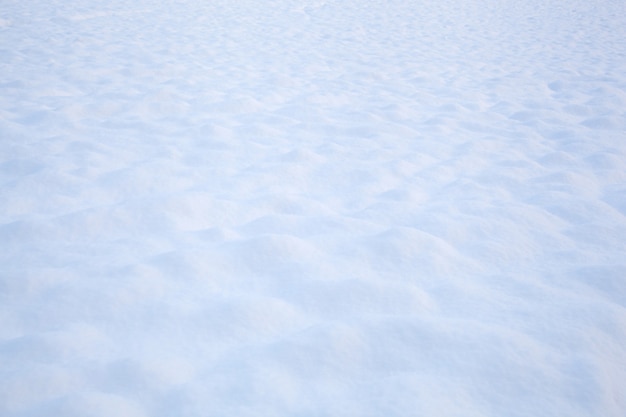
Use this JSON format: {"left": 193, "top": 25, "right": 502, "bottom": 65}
{"left": 1, "top": 0, "right": 625, "bottom": 416}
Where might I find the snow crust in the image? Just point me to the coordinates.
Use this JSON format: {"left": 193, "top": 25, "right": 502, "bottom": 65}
{"left": 1, "top": 0, "right": 626, "bottom": 415}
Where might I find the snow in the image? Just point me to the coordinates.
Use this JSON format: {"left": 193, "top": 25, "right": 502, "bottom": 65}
{"left": 1, "top": 0, "right": 626, "bottom": 415}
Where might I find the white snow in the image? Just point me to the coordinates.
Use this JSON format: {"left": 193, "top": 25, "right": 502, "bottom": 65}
{"left": 1, "top": 0, "right": 626, "bottom": 416}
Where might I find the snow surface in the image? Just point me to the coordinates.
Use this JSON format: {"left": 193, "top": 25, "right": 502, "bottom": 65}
{"left": 1, "top": 0, "right": 626, "bottom": 415}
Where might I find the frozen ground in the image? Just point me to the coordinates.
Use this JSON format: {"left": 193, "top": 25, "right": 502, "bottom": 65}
{"left": 1, "top": 0, "right": 626, "bottom": 416}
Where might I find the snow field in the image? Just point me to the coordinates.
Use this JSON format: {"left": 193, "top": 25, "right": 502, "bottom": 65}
{"left": 1, "top": 0, "right": 626, "bottom": 416}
